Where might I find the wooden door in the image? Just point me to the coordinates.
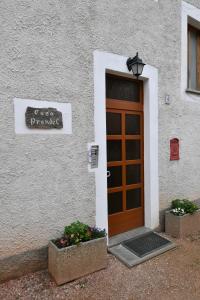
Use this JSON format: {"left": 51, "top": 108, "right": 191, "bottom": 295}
{"left": 106, "top": 74, "right": 144, "bottom": 237}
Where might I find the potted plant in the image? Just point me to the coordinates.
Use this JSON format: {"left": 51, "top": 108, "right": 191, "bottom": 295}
{"left": 48, "top": 221, "right": 107, "bottom": 285}
{"left": 165, "top": 199, "right": 199, "bottom": 238}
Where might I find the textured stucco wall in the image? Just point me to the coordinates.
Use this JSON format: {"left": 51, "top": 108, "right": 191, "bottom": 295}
{"left": 0, "top": 0, "right": 97, "bottom": 258}
{"left": 1, "top": 0, "right": 200, "bottom": 258}
{"left": 165, "top": 0, "right": 200, "bottom": 207}
{"left": 185, "top": 0, "right": 200, "bottom": 9}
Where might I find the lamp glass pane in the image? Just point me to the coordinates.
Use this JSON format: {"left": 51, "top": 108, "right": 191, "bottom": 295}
{"left": 138, "top": 64, "right": 144, "bottom": 76}
{"left": 132, "top": 64, "right": 138, "bottom": 76}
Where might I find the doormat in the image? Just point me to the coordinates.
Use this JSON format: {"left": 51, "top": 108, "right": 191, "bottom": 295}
{"left": 108, "top": 231, "right": 176, "bottom": 267}
{"left": 122, "top": 232, "right": 172, "bottom": 258}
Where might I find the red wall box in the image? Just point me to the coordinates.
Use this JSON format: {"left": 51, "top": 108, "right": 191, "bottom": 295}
{"left": 170, "top": 138, "right": 179, "bottom": 161}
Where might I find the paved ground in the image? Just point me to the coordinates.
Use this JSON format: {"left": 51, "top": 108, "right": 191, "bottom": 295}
{"left": 1, "top": 235, "right": 200, "bottom": 300}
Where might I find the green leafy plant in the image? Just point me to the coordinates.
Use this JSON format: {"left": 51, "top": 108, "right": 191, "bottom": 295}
{"left": 53, "top": 221, "right": 106, "bottom": 249}
{"left": 171, "top": 199, "right": 198, "bottom": 216}
{"left": 64, "top": 221, "right": 91, "bottom": 244}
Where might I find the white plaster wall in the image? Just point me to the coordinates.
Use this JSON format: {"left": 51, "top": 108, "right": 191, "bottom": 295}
{"left": 0, "top": 0, "right": 97, "bottom": 258}
{"left": 1, "top": 0, "right": 200, "bottom": 258}
{"left": 178, "top": 1, "right": 200, "bottom": 208}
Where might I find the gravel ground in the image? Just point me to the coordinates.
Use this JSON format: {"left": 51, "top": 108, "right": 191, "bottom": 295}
{"left": 1, "top": 235, "right": 200, "bottom": 300}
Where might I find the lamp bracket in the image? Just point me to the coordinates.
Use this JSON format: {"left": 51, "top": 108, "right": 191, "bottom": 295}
{"left": 126, "top": 57, "right": 134, "bottom": 71}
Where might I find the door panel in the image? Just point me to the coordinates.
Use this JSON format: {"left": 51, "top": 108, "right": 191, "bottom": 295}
{"left": 126, "top": 140, "right": 141, "bottom": 160}
{"left": 126, "top": 164, "right": 141, "bottom": 185}
{"left": 106, "top": 112, "right": 122, "bottom": 135}
{"left": 125, "top": 114, "right": 140, "bottom": 135}
{"left": 108, "top": 192, "right": 123, "bottom": 215}
{"left": 107, "top": 140, "right": 122, "bottom": 162}
{"left": 106, "top": 74, "right": 140, "bottom": 102}
{"left": 107, "top": 166, "right": 122, "bottom": 188}
{"left": 126, "top": 188, "right": 141, "bottom": 209}
{"left": 106, "top": 74, "right": 144, "bottom": 237}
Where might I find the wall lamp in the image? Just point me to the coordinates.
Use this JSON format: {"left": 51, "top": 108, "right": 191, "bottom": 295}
{"left": 126, "top": 52, "right": 145, "bottom": 79}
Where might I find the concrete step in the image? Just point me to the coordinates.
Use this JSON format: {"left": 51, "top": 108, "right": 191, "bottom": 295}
{"left": 108, "top": 229, "right": 176, "bottom": 268}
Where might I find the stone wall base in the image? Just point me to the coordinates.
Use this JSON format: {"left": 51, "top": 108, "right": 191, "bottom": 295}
{"left": 0, "top": 246, "right": 47, "bottom": 283}
{"left": 1, "top": 199, "right": 199, "bottom": 283}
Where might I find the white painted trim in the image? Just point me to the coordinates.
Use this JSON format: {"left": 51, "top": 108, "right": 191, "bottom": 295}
{"left": 181, "top": 1, "right": 200, "bottom": 103}
{"left": 93, "top": 51, "right": 159, "bottom": 236}
{"left": 14, "top": 98, "right": 72, "bottom": 134}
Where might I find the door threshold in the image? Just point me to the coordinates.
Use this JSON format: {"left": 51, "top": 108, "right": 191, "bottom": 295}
{"left": 108, "top": 232, "right": 176, "bottom": 268}
{"left": 108, "top": 227, "right": 151, "bottom": 248}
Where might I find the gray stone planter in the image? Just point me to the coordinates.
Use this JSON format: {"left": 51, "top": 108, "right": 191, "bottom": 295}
{"left": 165, "top": 210, "right": 200, "bottom": 238}
{"left": 48, "top": 237, "right": 107, "bottom": 285}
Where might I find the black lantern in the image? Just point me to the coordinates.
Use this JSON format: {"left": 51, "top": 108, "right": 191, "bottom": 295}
{"left": 126, "top": 52, "right": 145, "bottom": 79}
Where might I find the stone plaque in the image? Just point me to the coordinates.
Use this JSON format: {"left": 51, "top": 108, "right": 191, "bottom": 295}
{"left": 25, "top": 107, "right": 63, "bottom": 129}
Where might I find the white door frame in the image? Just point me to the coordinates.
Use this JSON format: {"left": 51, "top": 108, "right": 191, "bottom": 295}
{"left": 93, "top": 50, "right": 159, "bottom": 236}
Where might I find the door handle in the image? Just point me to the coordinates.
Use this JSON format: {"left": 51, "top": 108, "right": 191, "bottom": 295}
{"left": 107, "top": 170, "right": 111, "bottom": 178}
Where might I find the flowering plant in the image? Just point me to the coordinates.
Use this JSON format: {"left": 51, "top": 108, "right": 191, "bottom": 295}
{"left": 170, "top": 199, "right": 198, "bottom": 216}
{"left": 53, "top": 221, "right": 106, "bottom": 249}
{"left": 171, "top": 207, "right": 185, "bottom": 216}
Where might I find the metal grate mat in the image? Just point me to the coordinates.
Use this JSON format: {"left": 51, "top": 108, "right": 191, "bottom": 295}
{"left": 122, "top": 232, "right": 172, "bottom": 258}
